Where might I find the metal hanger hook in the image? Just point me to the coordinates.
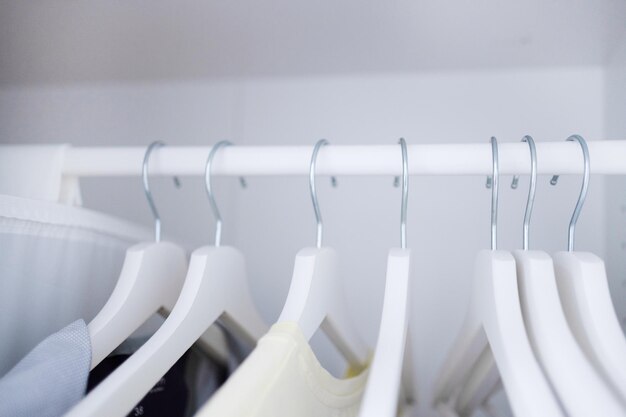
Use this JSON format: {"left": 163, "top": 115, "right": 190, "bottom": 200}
{"left": 310, "top": 139, "right": 330, "bottom": 248}
{"left": 142, "top": 141, "right": 166, "bottom": 242}
{"left": 549, "top": 135, "right": 590, "bottom": 252}
{"left": 510, "top": 136, "right": 537, "bottom": 250}
{"left": 489, "top": 137, "right": 499, "bottom": 251}
{"left": 205, "top": 140, "right": 233, "bottom": 247}
{"left": 399, "top": 138, "right": 409, "bottom": 249}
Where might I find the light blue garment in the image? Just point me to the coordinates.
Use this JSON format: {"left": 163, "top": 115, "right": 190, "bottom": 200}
{"left": 0, "top": 319, "right": 91, "bottom": 417}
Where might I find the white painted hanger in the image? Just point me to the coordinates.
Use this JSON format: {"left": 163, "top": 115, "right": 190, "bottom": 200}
{"left": 87, "top": 141, "right": 188, "bottom": 369}
{"left": 455, "top": 346, "right": 499, "bottom": 417}
{"left": 451, "top": 138, "right": 541, "bottom": 417}
{"left": 277, "top": 139, "right": 368, "bottom": 366}
{"left": 516, "top": 249, "right": 624, "bottom": 415}
{"left": 432, "top": 137, "right": 562, "bottom": 417}
{"left": 449, "top": 136, "right": 626, "bottom": 417}
{"left": 553, "top": 253, "right": 626, "bottom": 400}
{"left": 456, "top": 368, "right": 503, "bottom": 417}
{"left": 66, "top": 141, "right": 267, "bottom": 417}
{"left": 510, "top": 136, "right": 623, "bottom": 416}
{"left": 359, "top": 138, "right": 413, "bottom": 417}
{"left": 551, "top": 135, "right": 626, "bottom": 404}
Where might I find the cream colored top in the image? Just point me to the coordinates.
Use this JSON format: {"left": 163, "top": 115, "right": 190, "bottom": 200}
{"left": 195, "top": 321, "right": 369, "bottom": 417}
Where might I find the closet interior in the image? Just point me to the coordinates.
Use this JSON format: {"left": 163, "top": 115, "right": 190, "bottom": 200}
{"left": 1, "top": 2, "right": 626, "bottom": 416}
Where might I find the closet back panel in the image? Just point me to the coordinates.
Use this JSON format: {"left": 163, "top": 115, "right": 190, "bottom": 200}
{"left": 0, "top": 67, "right": 610, "bottom": 417}
{"left": 606, "top": 35, "right": 626, "bottom": 330}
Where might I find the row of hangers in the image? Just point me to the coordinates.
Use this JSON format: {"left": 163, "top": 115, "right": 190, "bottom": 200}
{"left": 61, "top": 133, "right": 625, "bottom": 416}
{"left": 434, "top": 135, "right": 626, "bottom": 416}
{"left": 66, "top": 138, "right": 414, "bottom": 417}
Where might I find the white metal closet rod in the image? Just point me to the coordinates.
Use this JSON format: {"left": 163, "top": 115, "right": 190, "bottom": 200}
{"left": 63, "top": 140, "right": 626, "bottom": 177}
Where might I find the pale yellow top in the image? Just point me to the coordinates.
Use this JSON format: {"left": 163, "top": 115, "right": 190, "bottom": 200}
{"left": 195, "top": 321, "right": 370, "bottom": 417}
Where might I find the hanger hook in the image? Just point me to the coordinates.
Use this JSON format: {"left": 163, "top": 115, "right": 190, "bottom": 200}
{"left": 490, "top": 137, "right": 499, "bottom": 251}
{"left": 205, "top": 140, "right": 233, "bottom": 247}
{"left": 549, "top": 135, "right": 590, "bottom": 252}
{"left": 310, "top": 139, "right": 330, "bottom": 248}
{"left": 399, "top": 138, "right": 409, "bottom": 249}
{"left": 510, "top": 136, "right": 537, "bottom": 250}
{"left": 142, "top": 141, "right": 166, "bottom": 242}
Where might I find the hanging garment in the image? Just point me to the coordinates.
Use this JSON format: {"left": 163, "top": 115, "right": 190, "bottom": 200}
{"left": 0, "top": 194, "right": 149, "bottom": 375}
{"left": 87, "top": 322, "right": 252, "bottom": 417}
{"left": 196, "top": 321, "right": 370, "bottom": 417}
{"left": 0, "top": 319, "right": 91, "bottom": 417}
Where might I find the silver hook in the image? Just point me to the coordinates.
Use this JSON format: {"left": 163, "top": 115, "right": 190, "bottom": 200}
{"left": 549, "top": 135, "right": 590, "bottom": 252}
{"left": 142, "top": 141, "right": 165, "bottom": 242}
{"left": 490, "top": 137, "right": 499, "bottom": 250}
{"left": 511, "top": 136, "right": 537, "bottom": 250}
{"left": 399, "top": 138, "right": 409, "bottom": 249}
{"left": 310, "top": 139, "right": 330, "bottom": 248}
{"left": 205, "top": 140, "right": 233, "bottom": 247}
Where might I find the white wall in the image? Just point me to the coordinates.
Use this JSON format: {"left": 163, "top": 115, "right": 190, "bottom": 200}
{"left": 0, "top": 67, "right": 607, "bottom": 416}
{"left": 0, "top": 81, "right": 244, "bottom": 249}
{"left": 606, "top": 34, "right": 626, "bottom": 327}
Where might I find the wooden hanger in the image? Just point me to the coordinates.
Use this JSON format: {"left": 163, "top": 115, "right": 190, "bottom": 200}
{"left": 445, "top": 136, "right": 626, "bottom": 416}
{"left": 87, "top": 142, "right": 188, "bottom": 369}
{"left": 359, "top": 138, "right": 414, "bottom": 417}
{"left": 277, "top": 139, "right": 368, "bottom": 366}
{"left": 551, "top": 135, "right": 626, "bottom": 405}
{"left": 454, "top": 346, "right": 499, "bottom": 416}
{"left": 67, "top": 141, "right": 267, "bottom": 417}
{"left": 553, "top": 252, "right": 626, "bottom": 402}
{"left": 432, "top": 137, "right": 563, "bottom": 417}
{"left": 511, "top": 136, "right": 621, "bottom": 416}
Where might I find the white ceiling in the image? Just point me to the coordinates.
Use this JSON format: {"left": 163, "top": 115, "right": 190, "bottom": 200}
{"left": 1, "top": 0, "right": 625, "bottom": 85}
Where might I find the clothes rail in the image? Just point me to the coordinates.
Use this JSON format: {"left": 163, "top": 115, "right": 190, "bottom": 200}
{"left": 62, "top": 140, "right": 626, "bottom": 177}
